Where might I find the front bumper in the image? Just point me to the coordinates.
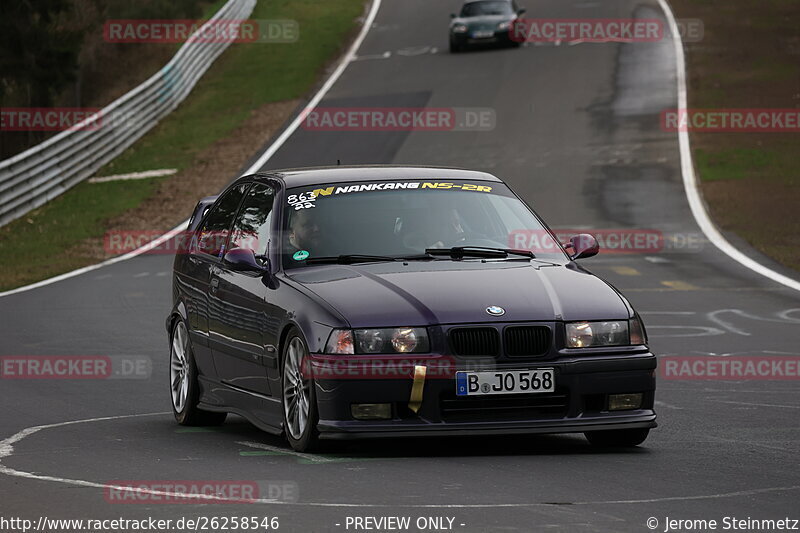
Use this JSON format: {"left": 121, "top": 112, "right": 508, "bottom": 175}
{"left": 310, "top": 352, "right": 657, "bottom": 439}
{"left": 451, "top": 30, "right": 514, "bottom": 46}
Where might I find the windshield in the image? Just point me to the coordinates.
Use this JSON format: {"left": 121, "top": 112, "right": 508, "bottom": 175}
{"left": 460, "top": 1, "right": 514, "bottom": 17}
{"left": 281, "top": 179, "right": 567, "bottom": 268}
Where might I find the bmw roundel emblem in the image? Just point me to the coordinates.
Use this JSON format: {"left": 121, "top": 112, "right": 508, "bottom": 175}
{"left": 486, "top": 305, "right": 505, "bottom": 316}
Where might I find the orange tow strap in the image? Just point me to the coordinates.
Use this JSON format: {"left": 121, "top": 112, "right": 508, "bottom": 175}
{"left": 408, "top": 365, "right": 427, "bottom": 413}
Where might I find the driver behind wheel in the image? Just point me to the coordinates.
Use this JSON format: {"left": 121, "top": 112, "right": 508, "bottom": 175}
{"left": 287, "top": 208, "right": 322, "bottom": 252}
{"left": 427, "top": 207, "right": 467, "bottom": 248}
{"left": 399, "top": 207, "right": 467, "bottom": 250}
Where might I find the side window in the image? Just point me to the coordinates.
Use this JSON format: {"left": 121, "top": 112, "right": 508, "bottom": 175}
{"left": 229, "top": 183, "right": 276, "bottom": 256}
{"left": 197, "top": 184, "right": 248, "bottom": 258}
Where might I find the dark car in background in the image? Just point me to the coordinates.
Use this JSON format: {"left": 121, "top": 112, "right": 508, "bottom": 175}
{"left": 167, "top": 166, "right": 657, "bottom": 451}
{"left": 450, "top": 0, "right": 525, "bottom": 52}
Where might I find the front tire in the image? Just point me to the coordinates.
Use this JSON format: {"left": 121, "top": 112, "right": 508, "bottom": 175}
{"left": 584, "top": 428, "right": 650, "bottom": 447}
{"left": 170, "top": 318, "right": 227, "bottom": 426}
{"left": 282, "top": 329, "right": 320, "bottom": 452}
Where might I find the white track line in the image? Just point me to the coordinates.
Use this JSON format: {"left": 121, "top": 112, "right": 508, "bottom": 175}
{"left": 2, "top": 413, "right": 799, "bottom": 507}
{"left": 88, "top": 169, "right": 178, "bottom": 183}
{"left": 657, "top": 0, "right": 800, "bottom": 293}
{"left": 0, "top": 222, "right": 189, "bottom": 298}
{"left": 237, "top": 440, "right": 335, "bottom": 463}
{"left": 708, "top": 400, "right": 800, "bottom": 410}
{"left": 0, "top": 413, "right": 169, "bottom": 460}
{"left": 0, "top": 0, "right": 383, "bottom": 300}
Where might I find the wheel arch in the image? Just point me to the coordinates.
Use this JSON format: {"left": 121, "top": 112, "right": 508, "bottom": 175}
{"left": 276, "top": 317, "right": 334, "bottom": 370}
{"left": 165, "top": 300, "right": 190, "bottom": 337}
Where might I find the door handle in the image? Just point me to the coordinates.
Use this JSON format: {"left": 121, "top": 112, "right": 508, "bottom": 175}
{"left": 210, "top": 277, "right": 219, "bottom": 293}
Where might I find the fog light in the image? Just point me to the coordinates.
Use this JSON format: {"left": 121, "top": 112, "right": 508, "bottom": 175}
{"left": 608, "top": 393, "right": 643, "bottom": 411}
{"left": 351, "top": 403, "right": 392, "bottom": 420}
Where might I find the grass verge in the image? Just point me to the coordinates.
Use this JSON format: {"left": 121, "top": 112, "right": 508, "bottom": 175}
{"left": 0, "top": 179, "right": 165, "bottom": 290}
{"left": 668, "top": 0, "right": 800, "bottom": 271}
{"left": 0, "top": 0, "right": 366, "bottom": 291}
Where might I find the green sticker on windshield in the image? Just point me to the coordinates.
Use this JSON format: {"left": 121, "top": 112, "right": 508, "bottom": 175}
{"left": 293, "top": 250, "right": 310, "bottom": 261}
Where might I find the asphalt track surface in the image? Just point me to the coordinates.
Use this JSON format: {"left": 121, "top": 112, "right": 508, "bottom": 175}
{"left": 1, "top": 1, "right": 799, "bottom": 532}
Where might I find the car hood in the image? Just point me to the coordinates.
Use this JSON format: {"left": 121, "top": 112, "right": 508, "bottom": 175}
{"left": 287, "top": 261, "right": 629, "bottom": 328}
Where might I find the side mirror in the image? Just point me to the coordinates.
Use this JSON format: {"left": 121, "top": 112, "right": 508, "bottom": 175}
{"left": 450, "top": 13, "right": 456, "bottom": 18}
{"left": 566, "top": 234, "right": 599, "bottom": 260}
{"left": 224, "top": 247, "right": 270, "bottom": 274}
{"left": 517, "top": 8, "right": 527, "bottom": 15}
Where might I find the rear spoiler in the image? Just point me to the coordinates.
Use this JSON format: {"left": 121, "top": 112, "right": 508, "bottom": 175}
{"left": 187, "top": 195, "right": 218, "bottom": 231}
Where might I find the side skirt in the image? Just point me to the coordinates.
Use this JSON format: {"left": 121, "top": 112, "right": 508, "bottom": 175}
{"left": 198, "top": 376, "right": 284, "bottom": 436}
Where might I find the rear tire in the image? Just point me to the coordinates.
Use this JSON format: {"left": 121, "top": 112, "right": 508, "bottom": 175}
{"left": 585, "top": 428, "right": 649, "bottom": 447}
{"left": 170, "top": 318, "right": 227, "bottom": 426}
{"left": 282, "top": 328, "right": 320, "bottom": 452}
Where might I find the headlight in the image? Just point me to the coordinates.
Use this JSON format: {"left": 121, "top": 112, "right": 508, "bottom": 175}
{"left": 325, "top": 328, "right": 430, "bottom": 354}
{"left": 356, "top": 329, "right": 385, "bottom": 353}
{"left": 391, "top": 327, "right": 425, "bottom": 353}
{"left": 497, "top": 21, "right": 511, "bottom": 30}
{"left": 452, "top": 24, "right": 468, "bottom": 33}
{"left": 565, "top": 320, "right": 629, "bottom": 347}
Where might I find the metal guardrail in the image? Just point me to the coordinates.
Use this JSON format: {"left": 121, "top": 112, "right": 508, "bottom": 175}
{"left": 0, "top": 0, "right": 256, "bottom": 227}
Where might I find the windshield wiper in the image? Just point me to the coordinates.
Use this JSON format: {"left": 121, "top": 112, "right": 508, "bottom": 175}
{"left": 425, "top": 246, "right": 535, "bottom": 259}
{"left": 305, "top": 254, "right": 397, "bottom": 265}
{"left": 304, "top": 254, "right": 434, "bottom": 265}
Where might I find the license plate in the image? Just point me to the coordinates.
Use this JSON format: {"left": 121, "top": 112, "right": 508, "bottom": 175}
{"left": 471, "top": 30, "right": 494, "bottom": 38}
{"left": 456, "top": 369, "right": 555, "bottom": 396}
